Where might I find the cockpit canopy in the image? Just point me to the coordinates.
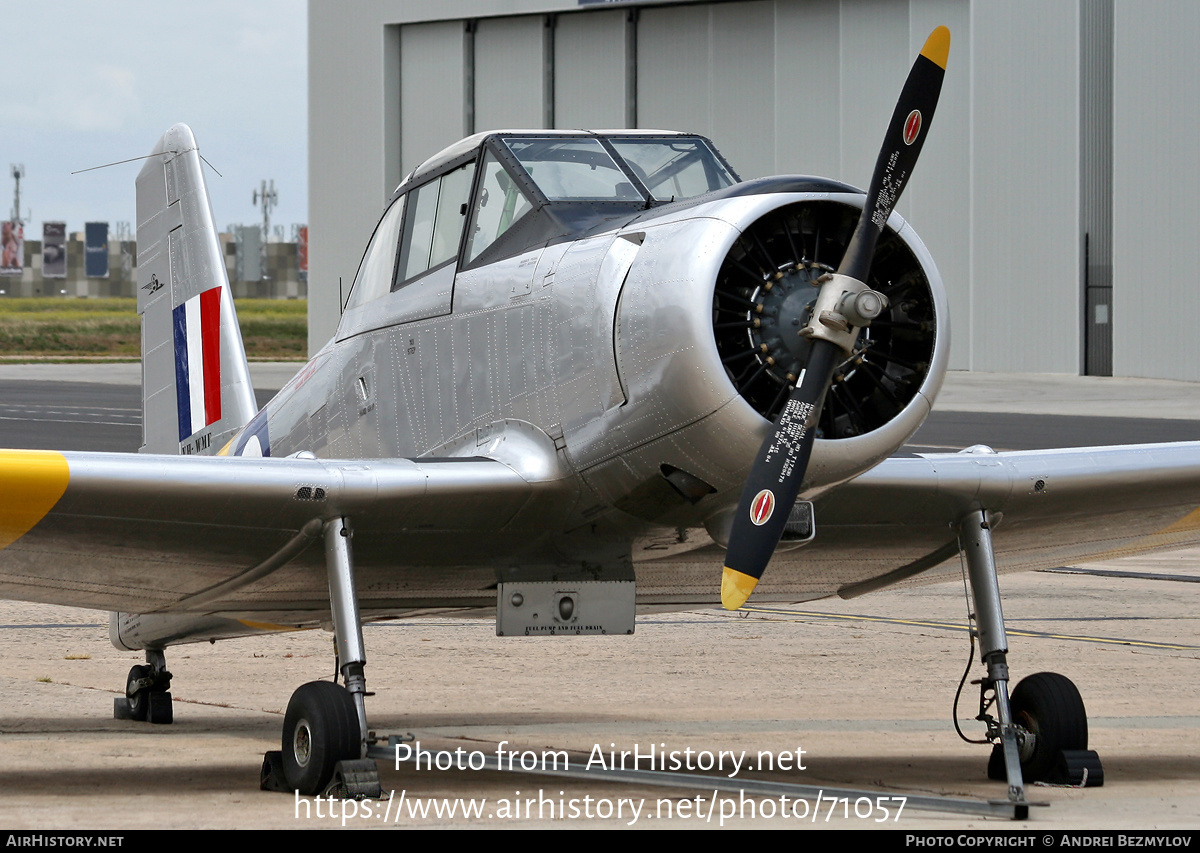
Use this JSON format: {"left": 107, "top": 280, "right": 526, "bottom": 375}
{"left": 408, "top": 130, "right": 735, "bottom": 204}
{"left": 342, "top": 130, "right": 737, "bottom": 316}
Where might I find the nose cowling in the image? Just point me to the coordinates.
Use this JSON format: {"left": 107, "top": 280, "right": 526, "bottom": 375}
{"left": 712, "top": 198, "right": 938, "bottom": 440}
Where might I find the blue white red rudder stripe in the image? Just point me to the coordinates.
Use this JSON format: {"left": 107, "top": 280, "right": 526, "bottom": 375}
{"left": 173, "top": 286, "right": 223, "bottom": 442}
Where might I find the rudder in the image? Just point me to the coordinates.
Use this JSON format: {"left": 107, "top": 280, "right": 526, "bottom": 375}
{"left": 136, "top": 124, "right": 256, "bottom": 455}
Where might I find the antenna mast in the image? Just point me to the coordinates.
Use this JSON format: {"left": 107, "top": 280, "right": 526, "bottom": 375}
{"left": 252, "top": 179, "right": 277, "bottom": 280}
{"left": 10, "top": 164, "right": 26, "bottom": 225}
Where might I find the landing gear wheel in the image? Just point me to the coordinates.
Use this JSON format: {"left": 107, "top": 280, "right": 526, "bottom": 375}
{"left": 125, "top": 665, "right": 153, "bottom": 722}
{"left": 989, "top": 672, "right": 1088, "bottom": 782}
{"left": 281, "top": 681, "right": 360, "bottom": 795}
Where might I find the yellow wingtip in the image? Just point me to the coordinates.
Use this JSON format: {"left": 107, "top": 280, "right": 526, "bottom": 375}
{"left": 721, "top": 566, "right": 758, "bottom": 611}
{"left": 0, "top": 450, "right": 69, "bottom": 550}
{"left": 920, "top": 25, "right": 951, "bottom": 70}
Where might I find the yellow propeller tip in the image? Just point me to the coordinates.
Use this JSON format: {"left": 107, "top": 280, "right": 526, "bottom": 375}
{"left": 721, "top": 566, "right": 758, "bottom": 610}
{"left": 920, "top": 26, "right": 950, "bottom": 70}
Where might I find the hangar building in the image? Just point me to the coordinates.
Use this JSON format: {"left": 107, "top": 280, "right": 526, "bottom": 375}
{"left": 308, "top": 0, "right": 1196, "bottom": 382}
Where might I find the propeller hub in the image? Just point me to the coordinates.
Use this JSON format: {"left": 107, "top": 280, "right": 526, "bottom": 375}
{"left": 842, "top": 289, "right": 888, "bottom": 325}
{"left": 749, "top": 262, "right": 831, "bottom": 382}
{"left": 801, "top": 273, "right": 888, "bottom": 354}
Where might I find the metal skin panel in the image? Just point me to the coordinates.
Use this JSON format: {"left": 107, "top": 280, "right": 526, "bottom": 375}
{"left": 8, "top": 127, "right": 1200, "bottom": 651}
{"left": 337, "top": 263, "right": 455, "bottom": 340}
{"left": 551, "top": 232, "right": 623, "bottom": 435}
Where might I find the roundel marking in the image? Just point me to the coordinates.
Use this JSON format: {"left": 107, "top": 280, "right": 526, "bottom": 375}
{"left": 903, "top": 110, "right": 922, "bottom": 146}
{"left": 750, "top": 489, "right": 775, "bottom": 526}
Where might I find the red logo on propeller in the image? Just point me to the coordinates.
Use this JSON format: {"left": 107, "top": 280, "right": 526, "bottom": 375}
{"left": 903, "top": 110, "right": 922, "bottom": 145}
{"left": 750, "top": 489, "right": 775, "bottom": 526}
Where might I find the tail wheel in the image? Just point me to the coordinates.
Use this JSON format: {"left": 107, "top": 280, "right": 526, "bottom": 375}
{"left": 282, "top": 681, "right": 360, "bottom": 795}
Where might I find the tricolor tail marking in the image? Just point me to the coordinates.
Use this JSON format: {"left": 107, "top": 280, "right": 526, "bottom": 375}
{"left": 173, "top": 286, "right": 223, "bottom": 441}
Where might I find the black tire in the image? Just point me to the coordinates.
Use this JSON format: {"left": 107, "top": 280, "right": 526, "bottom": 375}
{"left": 1010, "top": 671, "right": 1088, "bottom": 781}
{"left": 281, "top": 681, "right": 360, "bottom": 795}
{"left": 126, "top": 665, "right": 152, "bottom": 722}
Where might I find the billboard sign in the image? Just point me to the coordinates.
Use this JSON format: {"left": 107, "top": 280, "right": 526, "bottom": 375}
{"left": 85, "top": 222, "right": 109, "bottom": 278}
{"left": 1, "top": 221, "right": 23, "bottom": 276}
{"left": 42, "top": 222, "right": 66, "bottom": 278}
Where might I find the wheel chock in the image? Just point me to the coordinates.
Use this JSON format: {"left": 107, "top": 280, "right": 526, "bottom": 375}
{"left": 115, "top": 691, "right": 173, "bottom": 723}
{"left": 147, "top": 691, "right": 173, "bottom": 724}
{"left": 1050, "top": 749, "right": 1103, "bottom": 787}
{"left": 260, "top": 753, "right": 381, "bottom": 798}
{"left": 325, "top": 759, "right": 381, "bottom": 799}
{"left": 260, "top": 750, "right": 288, "bottom": 792}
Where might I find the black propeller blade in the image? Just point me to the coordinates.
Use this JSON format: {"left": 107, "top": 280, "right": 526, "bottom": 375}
{"left": 722, "top": 26, "right": 950, "bottom": 610}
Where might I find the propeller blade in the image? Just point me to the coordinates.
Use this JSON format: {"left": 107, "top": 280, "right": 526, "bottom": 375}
{"left": 721, "top": 26, "right": 950, "bottom": 611}
{"left": 840, "top": 25, "right": 950, "bottom": 283}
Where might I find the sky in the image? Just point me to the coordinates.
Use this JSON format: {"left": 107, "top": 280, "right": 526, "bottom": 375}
{"left": 1, "top": 1, "right": 307, "bottom": 238}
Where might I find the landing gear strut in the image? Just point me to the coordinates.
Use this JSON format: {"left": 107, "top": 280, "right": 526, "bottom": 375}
{"left": 261, "top": 517, "right": 381, "bottom": 798}
{"left": 114, "top": 648, "right": 173, "bottom": 724}
{"left": 959, "top": 510, "right": 1102, "bottom": 800}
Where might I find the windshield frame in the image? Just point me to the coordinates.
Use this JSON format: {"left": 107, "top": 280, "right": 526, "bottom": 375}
{"left": 483, "top": 132, "right": 739, "bottom": 208}
{"left": 500, "top": 136, "right": 644, "bottom": 203}
{"left": 604, "top": 135, "right": 737, "bottom": 203}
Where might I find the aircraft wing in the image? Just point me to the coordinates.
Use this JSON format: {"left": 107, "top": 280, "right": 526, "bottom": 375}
{"left": 4, "top": 441, "right": 1200, "bottom": 615}
{"left": 0, "top": 449, "right": 562, "bottom": 614}
{"left": 809, "top": 442, "right": 1200, "bottom": 597}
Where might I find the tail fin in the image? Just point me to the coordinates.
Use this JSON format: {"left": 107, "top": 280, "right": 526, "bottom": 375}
{"left": 135, "top": 124, "right": 256, "bottom": 455}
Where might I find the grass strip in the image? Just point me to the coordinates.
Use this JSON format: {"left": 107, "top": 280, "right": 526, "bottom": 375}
{"left": 0, "top": 298, "right": 307, "bottom": 360}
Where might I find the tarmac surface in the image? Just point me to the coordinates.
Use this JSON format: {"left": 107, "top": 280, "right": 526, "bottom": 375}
{"left": 0, "top": 365, "right": 1198, "bottom": 830}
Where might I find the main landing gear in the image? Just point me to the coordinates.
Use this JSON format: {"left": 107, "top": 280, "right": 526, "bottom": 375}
{"left": 114, "top": 648, "right": 173, "bottom": 724}
{"left": 260, "top": 517, "right": 381, "bottom": 798}
{"left": 958, "top": 509, "right": 1103, "bottom": 808}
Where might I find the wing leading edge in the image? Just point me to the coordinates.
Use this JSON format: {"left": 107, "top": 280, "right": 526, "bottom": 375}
{"left": 0, "top": 449, "right": 569, "bottom": 614}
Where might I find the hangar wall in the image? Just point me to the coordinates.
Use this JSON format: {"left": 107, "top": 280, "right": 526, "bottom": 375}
{"left": 309, "top": 0, "right": 1180, "bottom": 383}
{"left": 1112, "top": 2, "right": 1200, "bottom": 383}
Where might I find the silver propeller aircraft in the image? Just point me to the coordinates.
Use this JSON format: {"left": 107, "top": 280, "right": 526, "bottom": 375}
{"left": 1, "top": 27, "right": 1195, "bottom": 807}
